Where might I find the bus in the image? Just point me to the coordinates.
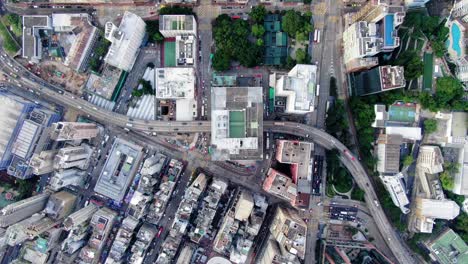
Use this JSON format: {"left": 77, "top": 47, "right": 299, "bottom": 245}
{"left": 314, "top": 29, "right": 321, "bottom": 43}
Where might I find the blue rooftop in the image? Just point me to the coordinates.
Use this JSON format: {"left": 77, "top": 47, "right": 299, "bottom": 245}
{"left": 384, "top": 14, "right": 395, "bottom": 47}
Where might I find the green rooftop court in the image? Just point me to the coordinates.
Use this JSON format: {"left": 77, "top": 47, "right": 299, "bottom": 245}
{"left": 423, "top": 52, "right": 434, "bottom": 92}
{"left": 164, "top": 41, "right": 176, "bottom": 67}
{"left": 388, "top": 103, "right": 416, "bottom": 123}
{"left": 229, "top": 110, "right": 245, "bottom": 138}
{"left": 427, "top": 229, "right": 468, "bottom": 264}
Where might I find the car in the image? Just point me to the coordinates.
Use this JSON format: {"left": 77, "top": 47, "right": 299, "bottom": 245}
{"left": 156, "top": 227, "right": 163, "bottom": 238}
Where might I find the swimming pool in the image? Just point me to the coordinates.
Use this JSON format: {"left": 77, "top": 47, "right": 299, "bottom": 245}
{"left": 447, "top": 23, "right": 462, "bottom": 57}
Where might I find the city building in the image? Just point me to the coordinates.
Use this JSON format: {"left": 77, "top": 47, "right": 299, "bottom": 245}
{"left": 78, "top": 208, "right": 117, "bottom": 264}
{"left": 234, "top": 190, "right": 254, "bottom": 221}
{"left": 52, "top": 13, "right": 100, "bottom": 72}
{"left": 377, "top": 133, "right": 403, "bottom": 174}
{"left": 44, "top": 191, "right": 77, "bottom": 220}
{"left": 411, "top": 198, "right": 460, "bottom": 233}
{"left": 49, "top": 168, "right": 86, "bottom": 191}
{"left": 0, "top": 193, "right": 50, "bottom": 228}
{"left": 156, "top": 173, "right": 208, "bottom": 263}
{"left": 385, "top": 126, "right": 422, "bottom": 141}
{"left": 351, "top": 0, "right": 405, "bottom": 24}
{"left": 405, "top": 0, "right": 430, "bottom": 8}
{"left": 343, "top": 14, "right": 404, "bottom": 72}
{"left": 276, "top": 140, "right": 313, "bottom": 207}
{"left": 106, "top": 216, "right": 139, "bottom": 263}
{"left": 350, "top": 65, "right": 406, "bottom": 95}
{"left": 263, "top": 168, "right": 297, "bottom": 205}
{"left": 104, "top": 11, "right": 146, "bottom": 71}
{"left": 264, "top": 14, "right": 288, "bottom": 66}
{"left": 7, "top": 107, "right": 61, "bottom": 179}
{"left": 49, "top": 122, "right": 99, "bottom": 141}
{"left": 380, "top": 173, "right": 410, "bottom": 214}
{"left": 63, "top": 204, "right": 98, "bottom": 231}
{"left": 269, "top": 206, "right": 307, "bottom": 261}
{"left": 85, "top": 65, "right": 124, "bottom": 101}
{"left": 0, "top": 92, "right": 36, "bottom": 170}
{"left": 94, "top": 138, "right": 143, "bottom": 201}
{"left": 53, "top": 144, "right": 93, "bottom": 170}
{"left": 189, "top": 179, "right": 228, "bottom": 243}
{"left": 372, "top": 101, "right": 420, "bottom": 128}
{"left": 29, "top": 150, "right": 58, "bottom": 175}
{"left": 22, "top": 16, "right": 51, "bottom": 62}
{"left": 257, "top": 234, "right": 300, "bottom": 264}
{"left": 155, "top": 67, "right": 196, "bottom": 121}
{"left": 159, "top": 15, "right": 197, "bottom": 38}
{"left": 453, "top": 0, "right": 468, "bottom": 17}
{"left": 212, "top": 189, "right": 266, "bottom": 263}
{"left": 129, "top": 224, "right": 157, "bottom": 263}
{"left": 424, "top": 228, "right": 468, "bottom": 264}
{"left": 55, "top": 151, "right": 89, "bottom": 176}
{"left": 159, "top": 15, "right": 197, "bottom": 67}
{"left": 211, "top": 86, "right": 263, "bottom": 160}
{"left": 418, "top": 145, "right": 444, "bottom": 175}
{"left": 269, "top": 64, "right": 318, "bottom": 114}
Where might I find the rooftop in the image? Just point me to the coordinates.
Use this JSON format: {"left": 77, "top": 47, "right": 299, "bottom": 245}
{"left": 85, "top": 65, "right": 123, "bottom": 100}
{"left": 211, "top": 86, "right": 263, "bottom": 160}
{"left": 377, "top": 133, "right": 402, "bottom": 174}
{"left": 22, "top": 16, "right": 51, "bottom": 60}
{"left": 94, "top": 138, "right": 143, "bottom": 201}
{"left": 350, "top": 65, "right": 405, "bottom": 96}
{"left": 155, "top": 67, "right": 195, "bottom": 99}
{"left": 263, "top": 169, "right": 297, "bottom": 204}
{"left": 273, "top": 64, "right": 317, "bottom": 113}
{"left": 104, "top": 11, "right": 146, "bottom": 71}
{"left": 426, "top": 228, "right": 468, "bottom": 264}
{"left": 160, "top": 15, "right": 195, "bottom": 32}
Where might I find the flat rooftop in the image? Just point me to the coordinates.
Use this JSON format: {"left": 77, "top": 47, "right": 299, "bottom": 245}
{"left": 427, "top": 229, "right": 468, "bottom": 264}
{"left": 155, "top": 67, "right": 195, "bottom": 99}
{"left": 160, "top": 15, "right": 195, "bottom": 31}
{"left": 94, "top": 138, "right": 143, "bottom": 201}
{"left": 211, "top": 86, "right": 263, "bottom": 160}
{"left": 86, "top": 65, "right": 123, "bottom": 100}
{"left": 388, "top": 102, "right": 417, "bottom": 123}
{"left": 22, "top": 16, "right": 51, "bottom": 59}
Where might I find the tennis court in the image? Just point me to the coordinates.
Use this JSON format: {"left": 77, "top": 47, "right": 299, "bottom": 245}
{"left": 229, "top": 111, "right": 245, "bottom": 138}
{"left": 164, "top": 41, "right": 176, "bottom": 67}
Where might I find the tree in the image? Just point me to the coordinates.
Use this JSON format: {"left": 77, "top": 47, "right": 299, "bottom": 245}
{"left": 212, "top": 50, "right": 230, "bottom": 72}
{"left": 403, "top": 155, "right": 414, "bottom": 166}
{"left": 295, "top": 48, "right": 307, "bottom": 64}
{"left": 435, "top": 77, "right": 464, "bottom": 109}
{"left": 282, "top": 10, "right": 303, "bottom": 37}
{"left": 251, "top": 24, "right": 265, "bottom": 38}
{"left": 440, "top": 171, "right": 454, "bottom": 190}
{"left": 424, "top": 119, "right": 438, "bottom": 134}
{"left": 295, "top": 31, "right": 308, "bottom": 42}
{"left": 256, "top": 38, "right": 264, "bottom": 46}
{"left": 152, "top": 32, "right": 165, "bottom": 43}
{"left": 250, "top": 6, "right": 266, "bottom": 23}
{"left": 394, "top": 50, "right": 424, "bottom": 80}
{"left": 432, "top": 40, "right": 446, "bottom": 58}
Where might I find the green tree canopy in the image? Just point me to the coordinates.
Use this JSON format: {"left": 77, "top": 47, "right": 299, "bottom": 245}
{"left": 440, "top": 171, "right": 454, "bottom": 190}
{"left": 394, "top": 50, "right": 424, "bottom": 80}
{"left": 403, "top": 155, "right": 414, "bottom": 166}
{"left": 250, "top": 6, "right": 267, "bottom": 23}
{"left": 295, "top": 48, "right": 307, "bottom": 64}
{"left": 256, "top": 38, "right": 264, "bottom": 46}
{"left": 282, "top": 11, "right": 306, "bottom": 37}
{"left": 435, "top": 77, "right": 464, "bottom": 109}
{"left": 424, "top": 119, "right": 438, "bottom": 134}
{"left": 251, "top": 24, "right": 265, "bottom": 38}
{"left": 212, "top": 50, "right": 231, "bottom": 72}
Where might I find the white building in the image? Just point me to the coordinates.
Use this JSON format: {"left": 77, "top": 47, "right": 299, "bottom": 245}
{"left": 380, "top": 174, "right": 410, "bottom": 214}
{"left": 211, "top": 86, "right": 263, "bottom": 161}
{"left": 49, "top": 169, "right": 86, "bottom": 191}
{"left": 413, "top": 198, "right": 460, "bottom": 233}
{"left": 386, "top": 126, "right": 422, "bottom": 141}
{"left": 453, "top": 0, "right": 468, "bottom": 18}
{"left": 343, "top": 14, "right": 403, "bottom": 72}
{"left": 104, "top": 11, "right": 146, "bottom": 71}
{"left": 270, "top": 64, "right": 317, "bottom": 114}
{"left": 159, "top": 15, "right": 197, "bottom": 38}
{"left": 53, "top": 144, "right": 93, "bottom": 170}
{"left": 405, "top": 0, "right": 430, "bottom": 8}
{"left": 155, "top": 67, "right": 196, "bottom": 121}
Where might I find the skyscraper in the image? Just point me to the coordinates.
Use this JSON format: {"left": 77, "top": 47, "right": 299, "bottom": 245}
{"left": 53, "top": 144, "right": 93, "bottom": 170}
{"left": 0, "top": 193, "right": 50, "bottom": 228}
{"left": 50, "top": 122, "right": 99, "bottom": 141}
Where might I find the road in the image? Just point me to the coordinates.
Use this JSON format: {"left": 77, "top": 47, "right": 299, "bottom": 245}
{"left": 0, "top": 54, "right": 416, "bottom": 263}
{"left": 264, "top": 121, "right": 416, "bottom": 264}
